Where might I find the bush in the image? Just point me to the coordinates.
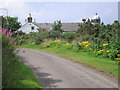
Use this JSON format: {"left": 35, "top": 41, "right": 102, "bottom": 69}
{"left": 62, "top": 32, "right": 76, "bottom": 42}
{"left": 52, "top": 20, "right": 63, "bottom": 33}
{"left": 2, "top": 36, "right": 41, "bottom": 88}
{"left": 49, "top": 30, "right": 62, "bottom": 39}
{"left": 35, "top": 32, "right": 49, "bottom": 45}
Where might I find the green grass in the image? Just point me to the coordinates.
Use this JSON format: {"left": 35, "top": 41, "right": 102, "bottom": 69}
{"left": 22, "top": 44, "right": 118, "bottom": 78}
{"left": 2, "top": 46, "right": 42, "bottom": 88}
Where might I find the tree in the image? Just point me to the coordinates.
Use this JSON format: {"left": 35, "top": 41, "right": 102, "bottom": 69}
{"left": 52, "top": 20, "right": 63, "bottom": 33}
{"left": 1, "top": 16, "right": 21, "bottom": 32}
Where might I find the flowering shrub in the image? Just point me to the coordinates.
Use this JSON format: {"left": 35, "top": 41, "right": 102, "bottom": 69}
{"left": 79, "top": 41, "right": 91, "bottom": 47}
{"left": 1, "top": 28, "right": 17, "bottom": 46}
{"left": 64, "top": 43, "right": 74, "bottom": 49}
{"left": 50, "top": 39, "right": 62, "bottom": 47}
{"left": 114, "top": 54, "right": 120, "bottom": 63}
{"left": 39, "top": 39, "right": 119, "bottom": 61}
{"left": 1, "top": 28, "right": 12, "bottom": 37}
{"left": 103, "top": 43, "right": 109, "bottom": 47}
{"left": 77, "top": 41, "right": 91, "bottom": 52}
{"left": 54, "top": 39, "right": 61, "bottom": 43}
{"left": 97, "top": 49, "right": 104, "bottom": 54}
{"left": 106, "top": 50, "right": 110, "bottom": 53}
{"left": 117, "top": 54, "right": 120, "bottom": 57}
{"left": 2, "top": 28, "right": 16, "bottom": 69}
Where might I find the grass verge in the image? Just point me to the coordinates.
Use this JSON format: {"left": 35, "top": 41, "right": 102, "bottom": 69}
{"left": 22, "top": 44, "right": 118, "bottom": 78}
{"left": 2, "top": 47, "right": 42, "bottom": 88}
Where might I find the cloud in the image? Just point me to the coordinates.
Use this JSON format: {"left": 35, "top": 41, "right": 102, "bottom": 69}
{"left": 0, "top": 2, "right": 27, "bottom": 23}
{"left": 0, "top": 2, "right": 64, "bottom": 24}
{"left": 0, "top": 2, "right": 117, "bottom": 25}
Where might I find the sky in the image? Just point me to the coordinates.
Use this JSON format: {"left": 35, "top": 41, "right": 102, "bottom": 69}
{"left": 0, "top": 1, "right": 119, "bottom": 25}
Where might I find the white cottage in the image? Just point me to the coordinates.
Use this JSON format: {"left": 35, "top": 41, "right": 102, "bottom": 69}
{"left": 18, "top": 14, "right": 39, "bottom": 34}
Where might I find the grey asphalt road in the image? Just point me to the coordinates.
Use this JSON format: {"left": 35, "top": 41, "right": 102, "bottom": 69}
{"left": 17, "top": 48, "right": 118, "bottom": 88}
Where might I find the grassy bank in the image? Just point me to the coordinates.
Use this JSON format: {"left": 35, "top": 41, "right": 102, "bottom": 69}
{"left": 2, "top": 51, "right": 42, "bottom": 88}
{"left": 22, "top": 44, "right": 118, "bottom": 78}
{"left": 2, "top": 46, "right": 42, "bottom": 88}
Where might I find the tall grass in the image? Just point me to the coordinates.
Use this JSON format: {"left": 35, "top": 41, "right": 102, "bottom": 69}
{"left": 2, "top": 29, "right": 42, "bottom": 88}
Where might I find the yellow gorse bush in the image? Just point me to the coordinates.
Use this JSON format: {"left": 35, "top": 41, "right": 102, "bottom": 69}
{"left": 103, "top": 43, "right": 109, "bottom": 47}
{"left": 79, "top": 41, "right": 91, "bottom": 47}
{"left": 106, "top": 50, "right": 110, "bottom": 53}
{"left": 79, "top": 43, "right": 82, "bottom": 45}
{"left": 65, "top": 43, "right": 70, "bottom": 46}
{"left": 117, "top": 54, "right": 120, "bottom": 57}
{"left": 114, "top": 58, "right": 120, "bottom": 60}
{"left": 54, "top": 39, "right": 61, "bottom": 43}
{"left": 97, "top": 49, "right": 104, "bottom": 53}
{"left": 85, "top": 45, "right": 89, "bottom": 47}
{"left": 114, "top": 57, "right": 120, "bottom": 63}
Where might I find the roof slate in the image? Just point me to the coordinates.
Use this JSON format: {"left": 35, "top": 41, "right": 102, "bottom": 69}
{"left": 34, "top": 23, "right": 80, "bottom": 31}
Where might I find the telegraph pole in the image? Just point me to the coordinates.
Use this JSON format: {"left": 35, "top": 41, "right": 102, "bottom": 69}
{"left": 0, "top": 8, "right": 8, "bottom": 30}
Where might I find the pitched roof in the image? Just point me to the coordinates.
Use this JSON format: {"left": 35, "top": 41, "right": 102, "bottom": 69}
{"left": 34, "top": 23, "right": 80, "bottom": 31}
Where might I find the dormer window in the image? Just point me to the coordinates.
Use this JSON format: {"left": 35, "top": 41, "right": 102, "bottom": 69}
{"left": 31, "top": 26, "right": 34, "bottom": 30}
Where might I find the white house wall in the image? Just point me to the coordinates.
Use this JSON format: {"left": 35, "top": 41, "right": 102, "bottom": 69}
{"left": 18, "top": 23, "right": 39, "bottom": 34}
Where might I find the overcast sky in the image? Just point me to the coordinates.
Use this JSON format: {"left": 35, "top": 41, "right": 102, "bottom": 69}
{"left": 0, "top": 1, "right": 118, "bottom": 25}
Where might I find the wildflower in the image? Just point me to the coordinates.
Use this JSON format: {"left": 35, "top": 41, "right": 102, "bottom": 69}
{"left": 9, "top": 40, "right": 13, "bottom": 44}
{"left": 82, "top": 41, "right": 89, "bottom": 44}
{"left": 97, "top": 49, "right": 104, "bottom": 53}
{"left": 2, "top": 28, "right": 7, "bottom": 35}
{"left": 14, "top": 42, "right": 16, "bottom": 45}
{"left": 99, "top": 50, "right": 104, "bottom": 52}
{"left": 54, "top": 40, "right": 61, "bottom": 43}
{"left": 79, "top": 41, "right": 91, "bottom": 47}
{"left": 106, "top": 50, "right": 110, "bottom": 53}
{"left": 103, "top": 43, "right": 109, "bottom": 46}
{"left": 79, "top": 43, "right": 82, "bottom": 45}
{"left": 114, "top": 58, "right": 120, "bottom": 60}
{"left": 65, "top": 43, "right": 70, "bottom": 46}
{"left": 117, "top": 54, "right": 120, "bottom": 57}
{"left": 85, "top": 45, "right": 89, "bottom": 47}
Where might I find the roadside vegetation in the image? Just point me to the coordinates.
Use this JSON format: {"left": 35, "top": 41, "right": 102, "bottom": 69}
{"left": 17, "top": 20, "right": 120, "bottom": 60}
{"left": 2, "top": 28, "right": 42, "bottom": 88}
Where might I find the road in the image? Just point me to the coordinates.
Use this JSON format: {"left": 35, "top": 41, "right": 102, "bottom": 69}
{"left": 17, "top": 48, "right": 118, "bottom": 88}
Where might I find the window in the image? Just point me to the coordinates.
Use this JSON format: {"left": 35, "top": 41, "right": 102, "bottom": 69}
{"left": 31, "top": 26, "right": 34, "bottom": 30}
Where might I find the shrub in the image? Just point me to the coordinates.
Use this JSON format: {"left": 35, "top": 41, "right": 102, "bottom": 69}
{"left": 52, "top": 20, "right": 63, "bottom": 33}
{"left": 49, "top": 30, "right": 62, "bottom": 39}
{"left": 35, "top": 32, "right": 49, "bottom": 45}
{"left": 62, "top": 32, "right": 76, "bottom": 42}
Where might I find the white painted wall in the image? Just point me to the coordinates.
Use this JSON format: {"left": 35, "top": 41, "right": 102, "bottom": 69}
{"left": 18, "top": 23, "right": 39, "bottom": 34}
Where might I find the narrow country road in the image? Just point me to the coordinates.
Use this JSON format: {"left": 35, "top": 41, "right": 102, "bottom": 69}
{"left": 17, "top": 48, "right": 118, "bottom": 88}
